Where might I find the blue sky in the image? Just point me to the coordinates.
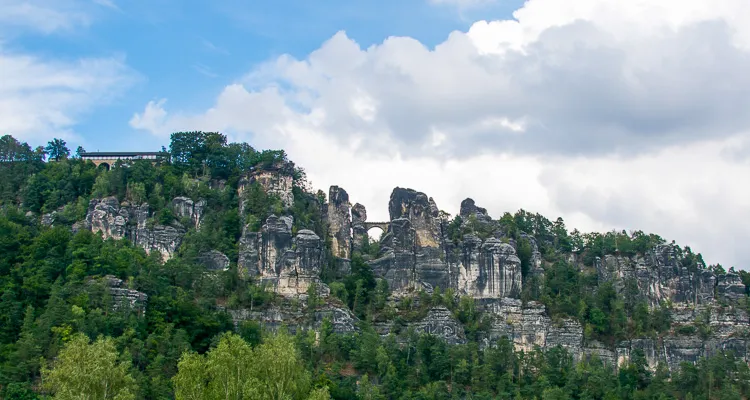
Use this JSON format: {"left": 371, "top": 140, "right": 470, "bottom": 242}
{"left": 2, "top": 0, "right": 523, "bottom": 151}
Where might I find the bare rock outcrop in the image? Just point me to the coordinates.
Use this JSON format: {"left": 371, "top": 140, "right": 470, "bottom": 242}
{"left": 596, "top": 244, "right": 739, "bottom": 307}
{"left": 351, "top": 203, "right": 368, "bottom": 251}
{"left": 321, "top": 184, "right": 750, "bottom": 371}
{"left": 384, "top": 188, "right": 451, "bottom": 293}
{"left": 229, "top": 301, "right": 358, "bottom": 335}
{"left": 85, "top": 197, "right": 199, "bottom": 260}
{"left": 327, "top": 186, "right": 352, "bottom": 260}
{"left": 90, "top": 275, "right": 148, "bottom": 315}
{"left": 172, "top": 196, "right": 206, "bottom": 229}
{"left": 482, "top": 298, "right": 583, "bottom": 356}
{"left": 369, "top": 218, "right": 417, "bottom": 294}
{"left": 238, "top": 161, "right": 294, "bottom": 215}
{"left": 717, "top": 272, "right": 746, "bottom": 303}
{"left": 198, "top": 250, "right": 230, "bottom": 271}
{"left": 458, "top": 236, "right": 522, "bottom": 299}
{"left": 375, "top": 306, "right": 467, "bottom": 345}
{"left": 237, "top": 215, "right": 328, "bottom": 297}
{"left": 389, "top": 187, "right": 442, "bottom": 248}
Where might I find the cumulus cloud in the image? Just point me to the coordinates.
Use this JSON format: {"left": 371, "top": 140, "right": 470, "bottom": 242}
{"left": 130, "top": 0, "right": 750, "bottom": 268}
{"left": 0, "top": 49, "right": 138, "bottom": 143}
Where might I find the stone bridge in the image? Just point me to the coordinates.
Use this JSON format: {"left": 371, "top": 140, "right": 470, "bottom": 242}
{"left": 362, "top": 221, "right": 390, "bottom": 234}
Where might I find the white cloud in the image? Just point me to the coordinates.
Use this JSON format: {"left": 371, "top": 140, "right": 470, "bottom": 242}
{"left": 0, "top": 0, "right": 137, "bottom": 144}
{"left": 0, "top": 48, "right": 138, "bottom": 144}
{"left": 0, "top": 0, "right": 102, "bottom": 34}
{"left": 130, "top": 0, "right": 750, "bottom": 268}
{"left": 193, "top": 63, "right": 219, "bottom": 78}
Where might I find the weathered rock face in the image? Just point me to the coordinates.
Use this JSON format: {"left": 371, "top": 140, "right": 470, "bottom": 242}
{"left": 383, "top": 188, "right": 451, "bottom": 293}
{"left": 198, "top": 250, "right": 230, "bottom": 271}
{"left": 238, "top": 228, "right": 261, "bottom": 278}
{"left": 718, "top": 272, "right": 746, "bottom": 303}
{"left": 479, "top": 298, "right": 750, "bottom": 371}
{"left": 375, "top": 306, "right": 467, "bottom": 345}
{"left": 389, "top": 188, "right": 441, "bottom": 248}
{"left": 481, "top": 298, "right": 583, "bottom": 355}
{"left": 313, "top": 184, "right": 750, "bottom": 371}
{"left": 98, "top": 275, "right": 148, "bottom": 315}
{"left": 277, "top": 229, "right": 327, "bottom": 296}
{"left": 172, "top": 197, "right": 206, "bottom": 229}
{"left": 411, "top": 307, "right": 466, "bottom": 345}
{"left": 238, "top": 162, "right": 294, "bottom": 215}
{"left": 237, "top": 215, "right": 328, "bottom": 297}
{"left": 327, "top": 186, "right": 352, "bottom": 260}
{"left": 369, "top": 218, "right": 417, "bottom": 294}
{"left": 613, "top": 303, "right": 750, "bottom": 371}
{"left": 86, "top": 197, "right": 129, "bottom": 240}
{"left": 229, "top": 302, "right": 358, "bottom": 335}
{"left": 458, "top": 236, "right": 522, "bottom": 299}
{"left": 596, "top": 245, "right": 733, "bottom": 307}
{"left": 460, "top": 198, "right": 487, "bottom": 219}
{"left": 132, "top": 220, "right": 184, "bottom": 262}
{"left": 85, "top": 197, "right": 196, "bottom": 261}
{"left": 351, "top": 203, "right": 368, "bottom": 251}
{"left": 237, "top": 215, "right": 292, "bottom": 279}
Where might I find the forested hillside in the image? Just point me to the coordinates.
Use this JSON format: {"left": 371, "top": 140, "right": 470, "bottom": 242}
{"left": 1, "top": 132, "right": 750, "bottom": 400}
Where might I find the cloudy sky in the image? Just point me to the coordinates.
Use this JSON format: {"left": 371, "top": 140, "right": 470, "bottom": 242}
{"left": 3, "top": 0, "right": 750, "bottom": 269}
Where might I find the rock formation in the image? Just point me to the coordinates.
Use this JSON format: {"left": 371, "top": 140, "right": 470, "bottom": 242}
{"left": 228, "top": 301, "right": 358, "bottom": 335}
{"left": 594, "top": 245, "right": 740, "bottom": 307}
{"left": 172, "top": 196, "right": 206, "bottom": 229}
{"left": 369, "top": 218, "right": 418, "bottom": 294}
{"left": 482, "top": 299, "right": 583, "bottom": 355}
{"left": 387, "top": 188, "right": 450, "bottom": 293}
{"left": 375, "top": 306, "right": 467, "bottom": 345}
{"left": 237, "top": 215, "right": 328, "bottom": 297}
{"left": 238, "top": 161, "right": 294, "bottom": 215}
{"left": 327, "top": 186, "right": 352, "bottom": 260}
{"left": 717, "top": 272, "right": 746, "bottom": 303}
{"left": 305, "top": 185, "right": 750, "bottom": 371}
{"left": 92, "top": 275, "right": 148, "bottom": 315}
{"left": 351, "top": 203, "right": 368, "bottom": 251}
{"left": 458, "top": 236, "right": 522, "bottom": 299}
{"left": 85, "top": 196, "right": 201, "bottom": 260}
{"left": 198, "top": 250, "right": 230, "bottom": 271}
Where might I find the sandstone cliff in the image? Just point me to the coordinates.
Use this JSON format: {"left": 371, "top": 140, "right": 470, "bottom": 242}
{"left": 237, "top": 215, "right": 328, "bottom": 297}
{"left": 85, "top": 196, "right": 204, "bottom": 260}
{"left": 311, "top": 185, "right": 750, "bottom": 371}
{"left": 238, "top": 161, "right": 295, "bottom": 216}
{"left": 81, "top": 182, "right": 750, "bottom": 373}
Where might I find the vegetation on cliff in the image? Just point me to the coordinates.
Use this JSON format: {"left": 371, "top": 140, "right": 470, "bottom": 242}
{"left": 1, "top": 133, "right": 749, "bottom": 399}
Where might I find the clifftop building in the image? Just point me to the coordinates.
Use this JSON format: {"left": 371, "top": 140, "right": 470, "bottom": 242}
{"left": 80, "top": 151, "right": 164, "bottom": 169}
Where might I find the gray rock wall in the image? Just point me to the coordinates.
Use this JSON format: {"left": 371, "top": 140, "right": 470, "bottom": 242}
{"left": 85, "top": 196, "right": 203, "bottom": 261}
{"left": 238, "top": 162, "right": 295, "bottom": 215}
{"left": 327, "top": 186, "right": 352, "bottom": 260}
{"left": 237, "top": 215, "right": 328, "bottom": 297}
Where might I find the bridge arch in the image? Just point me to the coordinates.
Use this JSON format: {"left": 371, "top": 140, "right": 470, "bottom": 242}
{"left": 362, "top": 221, "right": 390, "bottom": 233}
{"left": 362, "top": 221, "right": 389, "bottom": 241}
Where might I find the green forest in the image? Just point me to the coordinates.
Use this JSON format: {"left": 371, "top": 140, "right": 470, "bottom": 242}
{"left": 1, "top": 132, "right": 750, "bottom": 400}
